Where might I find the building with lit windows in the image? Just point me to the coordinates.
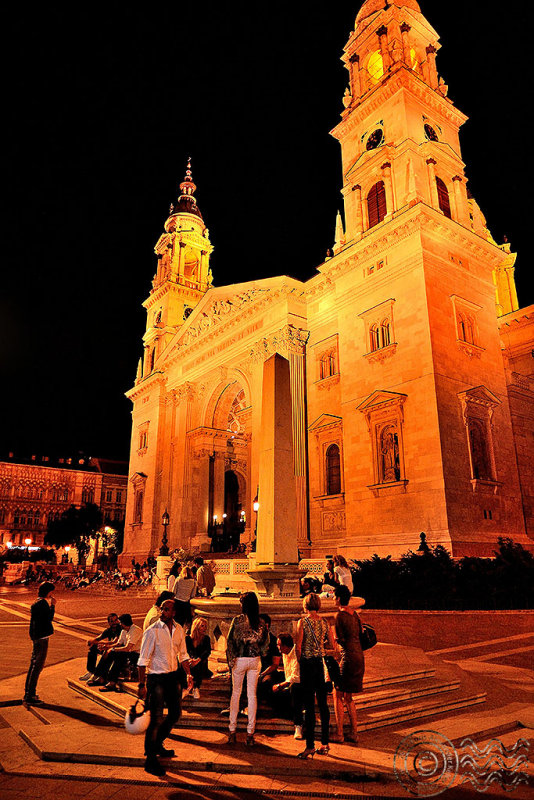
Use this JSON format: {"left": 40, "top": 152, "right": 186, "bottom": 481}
{"left": 123, "top": 0, "right": 534, "bottom": 563}
{"left": 0, "top": 454, "right": 128, "bottom": 548}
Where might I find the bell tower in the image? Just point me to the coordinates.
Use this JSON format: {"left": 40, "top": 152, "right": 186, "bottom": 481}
{"left": 139, "top": 160, "right": 214, "bottom": 380}
{"left": 333, "top": 0, "right": 477, "bottom": 244}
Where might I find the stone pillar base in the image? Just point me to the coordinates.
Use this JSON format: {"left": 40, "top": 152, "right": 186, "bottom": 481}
{"left": 247, "top": 564, "right": 304, "bottom": 598}
{"left": 154, "top": 555, "right": 173, "bottom": 592}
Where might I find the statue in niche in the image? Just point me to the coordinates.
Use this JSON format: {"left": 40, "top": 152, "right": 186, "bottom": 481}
{"left": 380, "top": 425, "right": 400, "bottom": 482}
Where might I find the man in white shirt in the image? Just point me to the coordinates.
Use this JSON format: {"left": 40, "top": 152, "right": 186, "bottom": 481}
{"left": 137, "top": 598, "right": 193, "bottom": 776}
{"left": 272, "top": 633, "right": 304, "bottom": 740}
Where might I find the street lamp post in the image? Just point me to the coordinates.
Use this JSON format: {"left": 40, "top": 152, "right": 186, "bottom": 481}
{"left": 24, "top": 537, "right": 32, "bottom": 560}
{"left": 159, "top": 510, "right": 170, "bottom": 556}
{"left": 252, "top": 492, "right": 259, "bottom": 552}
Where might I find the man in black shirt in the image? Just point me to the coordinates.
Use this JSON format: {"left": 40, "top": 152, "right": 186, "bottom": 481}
{"left": 24, "top": 581, "right": 56, "bottom": 706}
{"left": 79, "top": 612, "right": 121, "bottom": 682}
{"left": 257, "top": 614, "right": 283, "bottom": 706}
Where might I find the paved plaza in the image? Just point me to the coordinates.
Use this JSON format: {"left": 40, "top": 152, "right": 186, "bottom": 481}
{"left": 0, "top": 586, "right": 533, "bottom": 799}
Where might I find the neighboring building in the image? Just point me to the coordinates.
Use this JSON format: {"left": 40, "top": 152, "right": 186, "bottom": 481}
{"left": 0, "top": 453, "right": 128, "bottom": 547}
{"left": 123, "top": 0, "right": 534, "bottom": 563}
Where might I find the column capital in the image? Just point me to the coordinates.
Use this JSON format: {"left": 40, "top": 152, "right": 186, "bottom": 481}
{"left": 452, "top": 175, "right": 463, "bottom": 183}
{"left": 352, "top": 184, "right": 362, "bottom": 191}
{"left": 179, "top": 241, "right": 187, "bottom": 249}
{"left": 426, "top": 44, "right": 437, "bottom": 55}
{"left": 349, "top": 53, "right": 360, "bottom": 64}
{"left": 377, "top": 25, "right": 388, "bottom": 37}
{"left": 400, "top": 22, "right": 411, "bottom": 33}
{"left": 426, "top": 157, "right": 437, "bottom": 166}
{"left": 381, "top": 162, "right": 392, "bottom": 171}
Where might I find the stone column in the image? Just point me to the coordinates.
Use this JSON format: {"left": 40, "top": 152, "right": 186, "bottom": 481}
{"left": 452, "top": 175, "right": 470, "bottom": 226}
{"left": 349, "top": 54, "right": 361, "bottom": 100}
{"left": 248, "top": 353, "right": 303, "bottom": 596}
{"left": 426, "top": 158, "right": 439, "bottom": 209}
{"left": 288, "top": 341, "right": 309, "bottom": 555}
{"left": 381, "top": 162, "right": 395, "bottom": 218}
{"left": 353, "top": 184, "right": 364, "bottom": 236}
{"left": 400, "top": 22, "right": 411, "bottom": 64}
{"left": 177, "top": 241, "right": 186, "bottom": 279}
{"left": 425, "top": 45, "right": 439, "bottom": 89}
{"left": 377, "top": 26, "right": 391, "bottom": 71}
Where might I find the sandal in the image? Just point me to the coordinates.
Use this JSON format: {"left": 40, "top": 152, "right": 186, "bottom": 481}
{"left": 297, "top": 747, "right": 315, "bottom": 759}
{"left": 316, "top": 745, "right": 330, "bottom": 755}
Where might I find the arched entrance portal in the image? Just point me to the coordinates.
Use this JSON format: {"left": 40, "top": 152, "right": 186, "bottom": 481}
{"left": 223, "top": 469, "right": 246, "bottom": 552}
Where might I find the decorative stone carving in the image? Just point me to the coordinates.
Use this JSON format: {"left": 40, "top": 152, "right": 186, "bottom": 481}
{"left": 249, "top": 325, "right": 310, "bottom": 362}
{"left": 322, "top": 511, "right": 346, "bottom": 533}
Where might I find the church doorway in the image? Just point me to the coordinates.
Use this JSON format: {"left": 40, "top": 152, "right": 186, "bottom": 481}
{"left": 224, "top": 469, "right": 245, "bottom": 552}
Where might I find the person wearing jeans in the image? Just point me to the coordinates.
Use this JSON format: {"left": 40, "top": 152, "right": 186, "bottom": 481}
{"left": 24, "top": 581, "right": 56, "bottom": 705}
{"left": 226, "top": 592, "right": 268, "bottom": 746}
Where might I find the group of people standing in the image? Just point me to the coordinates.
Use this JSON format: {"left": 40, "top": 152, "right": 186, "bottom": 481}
{"left": 226, "top": 585, "right": 364, "bottom": 757}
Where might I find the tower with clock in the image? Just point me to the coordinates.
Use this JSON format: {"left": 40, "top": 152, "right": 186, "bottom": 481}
{"left": 122, "top": 0, "right": 533, "bottom": 566}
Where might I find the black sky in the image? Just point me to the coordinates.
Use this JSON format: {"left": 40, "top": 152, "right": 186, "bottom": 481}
{"left": 2, "top": 1, "right": 533, "bottom": 461}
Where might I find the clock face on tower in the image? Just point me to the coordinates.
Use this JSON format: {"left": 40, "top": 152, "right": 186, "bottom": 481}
{"left": 366, "top": 128, "right": 384, "bottom": 151}
{"left": 424, "top": 123, "right": 439, "bottom": 142}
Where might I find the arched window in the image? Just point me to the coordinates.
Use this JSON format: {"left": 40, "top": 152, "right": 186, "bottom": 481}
{"left": 325, "top": 444, "right": 341, "bottom": 495}
{"left": 458, "top": 313, "right": 475, "bottom": 344}
{"left": 436, "top": 177, "right": 451, "bottom": 219}
{"left": 369, "top": 324, "right": 380, "bottom": 352}
{"left": 367, "top": 181, "right": 387, "bottom": 229}
{"left": 367, "top": 50, "right": 384, "bottom": 84}
{"left": 380, "top": 319, "right": 391, "bottom": 348}
{"left": 320, "top": 352, "right": 336, "bottom": 380}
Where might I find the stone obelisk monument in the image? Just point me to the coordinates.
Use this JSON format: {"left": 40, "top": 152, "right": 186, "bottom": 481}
{"left": 248, "top": 353, "right": 303, "bottom": 596}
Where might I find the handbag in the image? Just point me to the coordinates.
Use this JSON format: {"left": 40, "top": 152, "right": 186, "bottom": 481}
{"left": 359, "top": 621, "right": 377, "bottom": 651}
{"left": 304, "top": 617, "right": 339, "bottom": 692}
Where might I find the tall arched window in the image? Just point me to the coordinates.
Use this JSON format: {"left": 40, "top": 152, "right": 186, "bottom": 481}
{"left": 367, "top": 181, "right": 387, "bottom": 229}
{"left": 381, "top": 319, "right": 391, "bottom": 348}
{"left": 436, "top": 177, "right": 451, "bottom": 219}
{"left": 369, "top": 324, "right": 380, "bottom": 352}
{"left": 468, "top": 420, "right": 491, "bottom": 480}
{"left": 325, "top": 444, "right": 341, "bottom": 495}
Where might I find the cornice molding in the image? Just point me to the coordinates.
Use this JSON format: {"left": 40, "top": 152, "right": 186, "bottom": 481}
{"left": 331, "top": 68, "right": 467, "bottom": 142}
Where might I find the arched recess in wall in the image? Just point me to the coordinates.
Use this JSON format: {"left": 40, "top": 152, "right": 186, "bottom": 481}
{"left": 201, "top": 370, "right": 253, "bottom": 432}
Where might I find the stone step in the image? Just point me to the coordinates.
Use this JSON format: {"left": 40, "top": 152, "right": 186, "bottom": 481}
{"left": 68, "top": 678, "right": 485, "bottom": 735}
{"left": 396, "top": 702, "right": 534, "bottom": 745}
{"left": 17, "top": 725, "right": 381, "bottom": 782}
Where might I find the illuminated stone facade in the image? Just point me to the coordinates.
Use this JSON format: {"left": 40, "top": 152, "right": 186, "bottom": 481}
{"left": 123, "top": 0, "right": 534, "bottom": 563}
{"left": 0, "top": 455, "right": 128, "bottom": 548}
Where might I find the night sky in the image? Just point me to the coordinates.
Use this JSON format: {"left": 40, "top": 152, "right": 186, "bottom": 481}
{"left": 3, "top": 1, "right": 532, "bottom": 461}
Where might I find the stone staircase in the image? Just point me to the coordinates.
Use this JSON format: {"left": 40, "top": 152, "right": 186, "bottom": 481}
{"left": 3, "top": 643, "right": 533, "bottom": 791}
{"left": 67, "top": 643, "right": 486, "bottom": 738}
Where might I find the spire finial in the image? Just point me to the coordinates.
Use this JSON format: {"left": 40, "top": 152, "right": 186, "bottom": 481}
{"left": 179, "top": 157, "right": 197, "bottom": 197}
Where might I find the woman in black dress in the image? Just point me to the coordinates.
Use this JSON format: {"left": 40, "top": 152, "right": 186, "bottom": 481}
{"left": 331, "top": 584, "right": 364, "bottom": 744}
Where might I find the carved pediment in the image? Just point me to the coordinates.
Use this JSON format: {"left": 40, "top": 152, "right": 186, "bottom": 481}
{"left": 458, "top": 385, "right": 501, "bottom": 409}
{"left": 309, "top": 414, "right": 343, "bottom": 432}
{"left": 357, "top": 390, "right": 407, "bottom": 414}
{"left": 129, "top": 472, "right": 147, "bottom": 488}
